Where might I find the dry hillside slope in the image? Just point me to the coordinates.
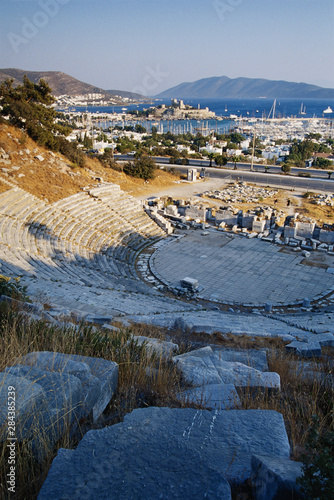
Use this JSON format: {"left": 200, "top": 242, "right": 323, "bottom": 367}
{"left": 0, "top": 123, "right": 181, "bottom": 202}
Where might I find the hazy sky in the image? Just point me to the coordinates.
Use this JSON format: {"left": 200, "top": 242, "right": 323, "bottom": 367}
{"left": 1, "top": 0, "right": 334, "bottom": 94}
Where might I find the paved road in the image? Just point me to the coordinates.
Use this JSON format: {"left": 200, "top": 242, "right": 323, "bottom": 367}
{"left": 115, "top": 154, "right": 333, "bottom": 180}
{"left": 158, "top": 165, "right": 334, "bottom": 193}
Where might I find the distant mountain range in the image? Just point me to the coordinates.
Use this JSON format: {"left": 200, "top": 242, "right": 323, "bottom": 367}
{"left": 0, "top": 68, "right": 147, "bottom": 102}
{"left": 156, "top": 76, "right": 334, "bottom": 99}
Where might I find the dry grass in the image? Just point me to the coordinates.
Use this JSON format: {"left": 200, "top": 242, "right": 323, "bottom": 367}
{"left": 201, "top": 186, "right": 301, "bottom": 223}
{"left": 0, "top": 123, "right": 181, "bottom": 203}
{"left": 229, "top": 188, "right": 298, "bottom": 213}
{"left": 238, "top": 347, "right": 333, "bottom": 460}
{"left": 299, "top": 196, "right": 334, "bottom": 225}
{"left": 0, "top": 305, "right": 187, "bottom": 499}
{"left": 0, "top": 181, "right": 9, "bottom": 195}
{"left": 162, "top": 326, "right": 334, "bottom": 460}
{"left": 0, "top": 303, "right": 333, "bottom": 498}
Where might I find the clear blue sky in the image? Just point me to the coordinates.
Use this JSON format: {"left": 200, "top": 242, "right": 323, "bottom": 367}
{"left": 1, "top": 0, "right": 333, "bottom": 94}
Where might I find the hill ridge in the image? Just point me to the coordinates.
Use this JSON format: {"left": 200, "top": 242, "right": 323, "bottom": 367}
{"left": 156, "top": 75, "right": 334, "bottom": 99}
{"left": 0, "top": 68, "right": 147, "bottom": 101}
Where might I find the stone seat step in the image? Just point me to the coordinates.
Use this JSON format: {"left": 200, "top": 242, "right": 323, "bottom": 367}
{"left": 0, "top": 188, "right": 23, "bottom": 211}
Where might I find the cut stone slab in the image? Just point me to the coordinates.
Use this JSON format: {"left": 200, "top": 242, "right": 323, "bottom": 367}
{"left": 84, "top": 315, "right": 113, "bottom": 325}
{"left": 5, "top": 364, "right": 82, "bottom": 422}
{"left": 38, "top": 408, "right": 290, "bottom": 499}
{"left": 251, "top": 455, "right": 303, "bottom": 500}
{"left": 212, "top": 358, "right": 281, "bottom": 390}
{"left": 173, "top": 347, "right": 222, "bottom": 386}
{"left": 314, "top": 333, "right": 334, "bottom": 347}
{"left": 0, "top": 374, "right": 45, "bottom": 441}
{"left": 19, "top": 352, "right": 118, "bottom": 421}
{"left": 285, "top": 341, "right": 321, "bottom": 358}
{"left": 178, "top": 383, "right": 241, "bottom": 410}
{"left": 131, "top": 335, "right": 179, "bottom": 357}
{"left": 173, "top": 347, "right": 280, "bottom": 390}
{"left": 3, "top": 366, "right": 83, "bottom": 458}
{"left": 39, "top": 438, "right": 231, "bottom": 499}
{"left": 102, "top": 324, "right": 120, "bottom": 333}
{"left": 211, "top": 347, "right": 269, "bottom": 372}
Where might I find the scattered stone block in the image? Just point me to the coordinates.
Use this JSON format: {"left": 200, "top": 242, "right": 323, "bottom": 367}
{"left": 178, "top": 383, "right": 240, "bottom": 409}
{"left": 173, "top": 347, "right": 280, "bottom": 390}
{"left": 296, "top": 222, "right": 315, "bottom": 239}
{"left": 265, "top": 302, "right": 272, "bottom": 313}
{"left": 284, "top": 227, "right": 296, "bottom": 238}
{"left": 251, "top": 455, "right": 303, "bottom": 500}
{"left": 38, "top": 407, "right": 290, "bottom": 499}
{"left": 0, "top": 374, "right": 45, "bottom": 441}
{"left": 314, "top": 333, "right": 334, "bottom": 347}
{"left": 131, "top": 335, "right": 179, "bottom": 357}
{"left": 102, "top": 324, "right": 120, "bottom": 333}
{"left": 213, "top": 360, "right": 280, "bottom": 390}
{"left": 211, "top": 347, "right": 269, "bottom": 372}
{"left": 84, "top": 315, "right": 113, "bottom": 325}
{"left": 285, "top": 341, "right": 321, "bottom": 358}
{"left": 4, "top": 366, "right": 82, "bottom": 455}
{"left": 20, "top": 352, "right": 118, "bottom": 421}
{"left": 173, "top": 347, "right": 222, "bottom": 385}
{"left": 252, "top": 220, "right": 266, "bottom": 233}
{"left": 319, "top": 229, "right": 334, "bottom": 244}
{"left": 302, "top": 298, "right": 311, "bottom": 308}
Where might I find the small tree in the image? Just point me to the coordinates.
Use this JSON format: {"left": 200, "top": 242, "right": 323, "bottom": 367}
{"left": 123, "top": 154, "right": 156, "bottom": 180}
{"left": 281, "top": 163, "right": 291, "bottom": 173}
{"left": 151, "top": 126, "right": 158, "bottom": 140}
{"left": 207, "top": 153, "right": 215, "bottom": 167}
{"left": 215, "top": 155, "right": 228, "bottom": 167}
{"left": 0, "top": 76, "right": 85, "bottom": 166}
{"left": 135, "top": 124, "right": 146, "bottom": 134}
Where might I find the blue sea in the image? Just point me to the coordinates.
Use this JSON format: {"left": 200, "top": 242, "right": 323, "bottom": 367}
{"left": 72, "top": 97, "right": 334, "bottom": 119}
{"left": 67, "top": 97, "right": 334, "bottom": 135}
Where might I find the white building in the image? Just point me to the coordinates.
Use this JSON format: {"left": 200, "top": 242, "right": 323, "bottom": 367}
{"left": 226, "top": 149, "right": 242, "bottom": 156}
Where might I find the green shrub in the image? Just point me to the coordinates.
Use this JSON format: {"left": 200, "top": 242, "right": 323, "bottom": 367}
{"left": 123, "top": 155, "right": 156, "bottom": 180}
{"left": 0, "top": 76, "right": 85, "bottom": 167}
{"left": 0, "top": 275, "right": 29, "bottom": 301}
{"left": 281, "top": 163, "right": 291, "bottom": 173}
{"left": 302, "top": 192, "right": 314, "bottom": 199}
{"left": 297, "top": 416, "right": 334, "bottom": 499}
{"left": 298, "top": 172, "right": 311, "bottom": 178}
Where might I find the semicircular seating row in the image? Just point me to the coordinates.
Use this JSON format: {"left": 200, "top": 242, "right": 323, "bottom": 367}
{"left": 0, "top": 183, "right": 166, "bottom": 288}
